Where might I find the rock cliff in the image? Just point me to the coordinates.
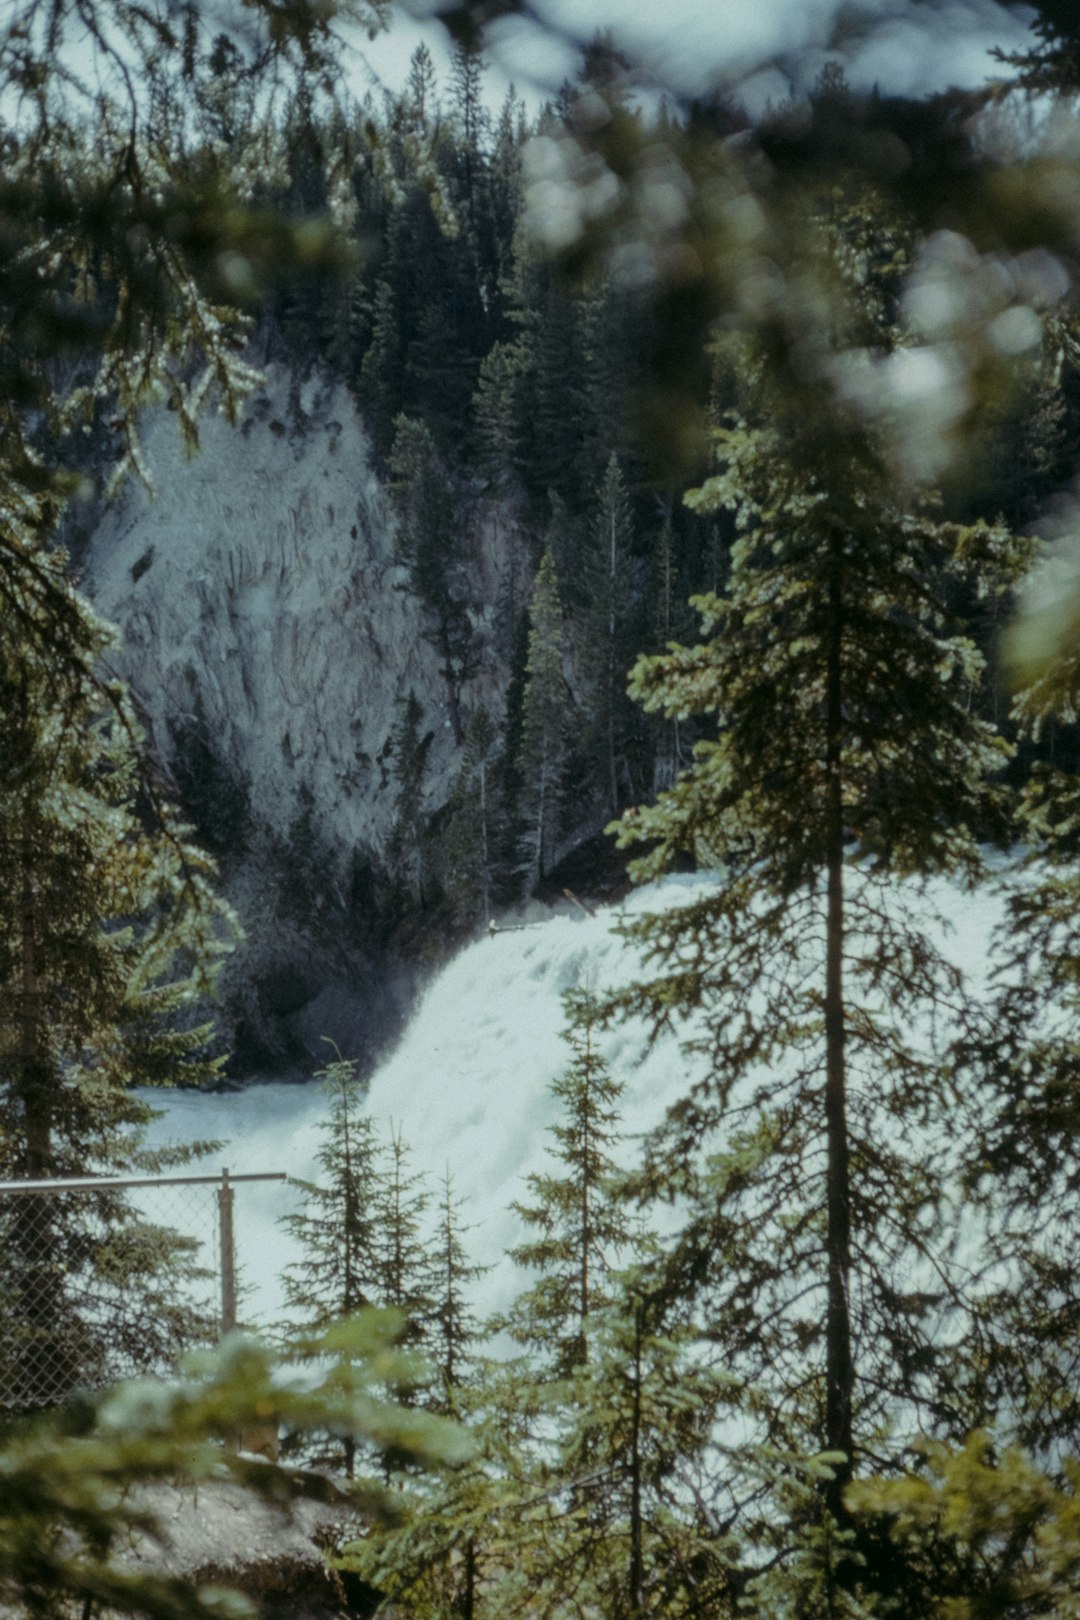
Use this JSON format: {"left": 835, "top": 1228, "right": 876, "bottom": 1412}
{"left": 85, "top": 362, "right": 523, "bottom": 1075}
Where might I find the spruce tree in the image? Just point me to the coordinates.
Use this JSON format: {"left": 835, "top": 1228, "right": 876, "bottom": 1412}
{"left": 404, "top": 43, "right": 439, "bottom": 135}
{"left": 579, "top": 454, "right": 643, "bottom": 816}
{"left": 358, "top": 279, "right": 403, "bottom": 460}
{"left": 649, "top": 506, "right": 691, "bottom": 793}
{"left": 549, "top": 1265, "right": 736, "bottom": 1620}
{"left": 282, "top": 1054, "right": 383, "bottom": 1331}
{"left": 517, "top": 549, "right": 571, "bottom": 892}
{"left": 389, "top": 416, "right": 477, "bottom": 744}
{"left": 0, "top": 557, "right": 232, "bottom": 1406}
{"left": 499, "top": 995, "right": 733, "bottom": 1619}
{"left": 472, "top": 340, "right": 525, "bottom": 487}
{"left": 429, "top": 1167, "right": 487, "bottom": 1413}
{"left": 282, "top": 1051, "right": 385, "bottom": 1474}
{"left": 506, "top": 991, "right": 628, "bottom": 1376}
{"left": 955, "top": 595, "right": 1080, "bottom": 1459}
{"left": 610, "top": 332, "right": 1023, "bottom": 1592}
{"left": 371, "top": 1122, "right": 435, "bottom": 1345}
{"left": 443, "top": 705, "right": 502, "bottom": 927}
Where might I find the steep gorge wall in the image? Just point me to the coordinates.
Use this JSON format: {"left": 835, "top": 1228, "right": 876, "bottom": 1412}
{"left": 85, "top": 363, "right": 523, "bottom": 1075}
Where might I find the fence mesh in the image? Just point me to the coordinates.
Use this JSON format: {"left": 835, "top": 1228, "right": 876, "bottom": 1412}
{"left": 0, "top": 1171, "right": 286, "bottom": 1411}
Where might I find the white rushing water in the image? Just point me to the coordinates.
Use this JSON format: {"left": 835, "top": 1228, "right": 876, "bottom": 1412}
{"left": 143, "top": 868, "right": 1007, "bottom": 1337}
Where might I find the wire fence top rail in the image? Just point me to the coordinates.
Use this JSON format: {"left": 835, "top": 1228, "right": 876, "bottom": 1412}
{"left": 0, "top": 1170, "right": 290, "bottom": 1195}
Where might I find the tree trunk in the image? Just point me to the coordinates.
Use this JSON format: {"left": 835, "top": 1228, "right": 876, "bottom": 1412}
{"left": 823, "top": 535, "right": 854, "bottom": 1525}
{"left": 628, "top": 1301, "right": 644, "bottom": 1616}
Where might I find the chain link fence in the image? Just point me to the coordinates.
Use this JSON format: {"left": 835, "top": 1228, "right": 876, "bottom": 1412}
{"left": 0, "top": 1169, "right": 287, "bottom": 1411}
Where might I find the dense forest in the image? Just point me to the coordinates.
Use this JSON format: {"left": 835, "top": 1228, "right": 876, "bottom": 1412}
{"left": 8, "top": 0, "right": 1080, "bottom": 1616}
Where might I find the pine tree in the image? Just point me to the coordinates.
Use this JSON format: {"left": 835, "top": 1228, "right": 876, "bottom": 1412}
{"left": 517, "top": 549, "right": 571, "bottom": 892}
{"left": 429, "top": 1168, "right": 487, "bottom": 1413}
{"left": 547, "top": 1265, "right": 736, "bottom": 1620}
{"left": 282, "top": 1054, "right": 383, "bottom": 1330}
{"left": 371, "top": 1122, "right": 435, "bottom": 1344}
{"left": 281, "top": 1051, "right": 385, "bottom": 1474}
{"left": 389, "top": 416, "right": 477, "bottom": 744}
{"left": 404, "top": 43, "right": 439, "bottom": 136}
{"left": 649, "top": 506, "right": 690, "bottom": 793}
{"left": 506, "top": 991, "right": 628, "bottom": 1376}
{"left": 472, "top": 340, "right": 525, "bottom": 487}
{"left": 609, "top": 328, "right": 1024, "bottom": 1593}
{"left": 338, "top": 1161, "right": 493, "bottom": 1619}
{"left": 955, "top": 577, "right": 1080, "bottom": 1459}
{"left": 443, "top": 705, "right": 502, "bottom": 927}
{"left": 499, "top": 996, "right": 733, "bottom": 1618}
{"left": 358, "top": 279, "right": 403, "bottom": 460}
{"left": 0, "top": 557, "right": 233, "bottom": 1406}
{"left": 579, "top": 454, "right": 643, "bottom": 815}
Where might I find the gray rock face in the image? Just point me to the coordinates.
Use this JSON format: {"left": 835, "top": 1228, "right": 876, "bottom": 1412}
{"left": 87, "top": 365, "right": 451, "bottom": 866}
{"left": 115, "top": 1477, "right": 367, "bottom": 1620}
{"left": 83, "top": 364, "right": 522, "bottom": 1074}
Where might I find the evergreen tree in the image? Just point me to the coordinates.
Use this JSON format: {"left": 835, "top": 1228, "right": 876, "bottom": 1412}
{"left": 498, "top": 995, "right": 733, "bottom": 1618}
{"left": 371, "top": 1122, "right": 435, "bottom": 1344}
{"left": 339, "top": 1161, "right": 493, "bottom": 1619}
{"left": 579, "top": 454, "right": 643, "bottom": 815}
{"left": 429, "top": 1167, "right": 487, "bottom": 1412}
{"left": 389, "top": 416, "right": 478, "bottom": 744}
{"left": 282, "top": 1051, "right": 385, "bottom": 1473}
{"left": 358, "top": 279, "right": 404, "bottom": 460}
{"left": 282, "top": 1054, "right": 383, "bottom": 1330}
{"left": 404, "top": 43, "right": 439, "bottom": 135}
{"left": 517, "top": 549, "right": 571, "bottom": 891}
{"left": 443, "top": 705, "right": 502, "bottom": 927}
{"left": 649, "top": 506, "right": 690, "bottom": 793}
{"left": 448, "top": 39, "right": 487, "bottom": 220}
{"left": 546, "top": 1266, "right": 736, "bottom": 1620}
{"left": 609, "top": 331, "right": 1023, "bottom": 1596}
{"left": 0, "top": 558, "right": 232, "bottom": 1406}
{"left": 489, "top": 84, "right": 527, "bottom": 282}
{"left": 956, "top": 588, "right": 1080, "bottom": 1459}
{"left": 472, "top": 340, "right": 525, "bottom": 487}
{"left": 506, "top": 991, "right": 628, "bottom": 1376}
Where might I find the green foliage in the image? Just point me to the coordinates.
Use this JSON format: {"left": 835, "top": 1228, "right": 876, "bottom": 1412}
{"left": 0, "top": 542, "right": 236, "bottom": 1405}
{"left": 442, "top": 706, "right": 503, "bottom": 926}
{"left": 517, "top": 549, "right": 571, "bottom": 889}
{"left": 851, "top": 1433, "right": 1080, "bottom": 1619}
{"left": 577, "top": 454, "right": 646, "bottom": 815}
{"left": 505, "top": 991, "right": 629, "bottom": 1375}
{"left": 389, "top": 418, "right": 477, "bottom": 744}
{"left": 0, "top": 1313, "right": 467, "bottom": 1620}
{"left": 605, "top": 249, "right": 1029, "bottom": 1584}
{"left": 283, "top": 1056, "right": 383, "bottom": 1333}
{"left": 427, "top": 1168, "right": 488, "bottom": 1409}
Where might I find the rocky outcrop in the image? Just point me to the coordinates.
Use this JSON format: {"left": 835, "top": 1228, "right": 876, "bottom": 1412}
{"left": 84, "top": 364, "right": 526, "bottom": 1074}
{"left": 114, "top": 1476, "right": 370, "bottom": 1620}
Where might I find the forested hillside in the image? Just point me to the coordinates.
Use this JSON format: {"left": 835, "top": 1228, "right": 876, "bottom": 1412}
{"left": 71, "top": 25, "right": 1080, "bottom": 1075}
{"left": 8, "top": 1, "right": 1080, "bottom": 1616}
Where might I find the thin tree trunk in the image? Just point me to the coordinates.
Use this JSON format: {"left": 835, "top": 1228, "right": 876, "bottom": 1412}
{"left": 628, "top": 1301, "right": 644, "bottom": 1616}
{"left": 823, "top": 534, "right": 854, "bottom": 1526}
{"left": 462, "top": 1534, "right": 476, "bottom": 1620}
{"left": 478, "top": 757, "right": 490, "bottom": 923}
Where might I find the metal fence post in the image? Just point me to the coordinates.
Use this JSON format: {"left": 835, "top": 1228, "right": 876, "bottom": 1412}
{"left": 0, "top": 1168, "right": 287, "bottom": 1409}
{"left": 218, "top": 1167, "right": 237, "bottom": 1336}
